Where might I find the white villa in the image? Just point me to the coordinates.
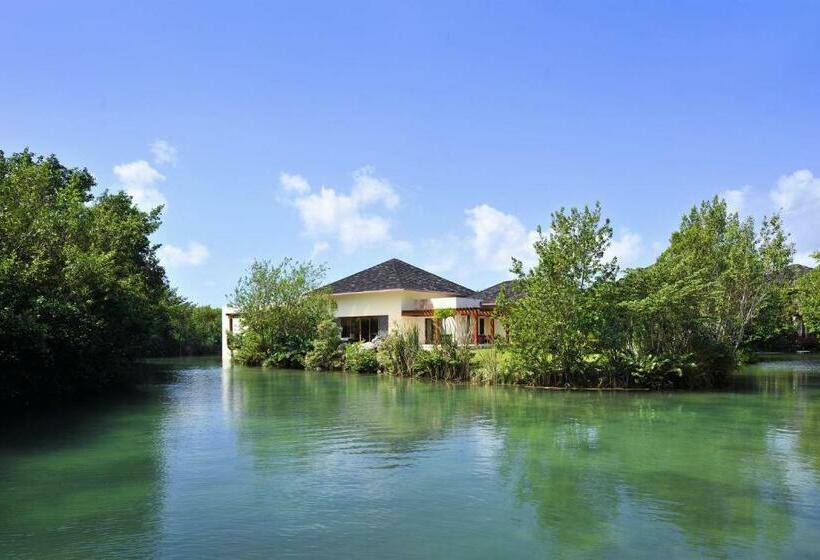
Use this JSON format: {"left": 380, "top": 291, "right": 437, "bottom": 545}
{"left": 222, "top": 258, "right": 511, "bottom": 363}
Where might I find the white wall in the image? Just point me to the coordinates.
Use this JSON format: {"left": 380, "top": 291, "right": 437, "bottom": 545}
{"left": 221, "top": 306, "right": 238, "bottom": 366}
{"left": 333, "top": 290, "right": 459, "bottom": 343}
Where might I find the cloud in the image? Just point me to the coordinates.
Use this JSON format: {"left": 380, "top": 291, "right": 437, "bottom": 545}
{"left": 794, "top": 251, "right": 818, "bottom": 267}
{"left": 605, "top": 229, "right": 644, "bottom": 269}
{"left": 158, "top": 242, "right": 210, "bottom": 267}
{"left": 311, "top": 241, "right": 329, "bottom": 258}
{"left": 720, "top": 186, "right": 750, "bottom": 214}
{"left": 280, "top": 172, "right": 311, "bottom": 194}
{"left": 464, "top": 204, "right": 538, "bottom": 272}
{"left": 284, "top": 167, "right": 404, "bottom": 253}
{"left": 150, "top": 139, "right": 177, "bottom": 165}
{"left": 770, "top": 169, "right": 820, "bottom": 212}
{"left": 113, "top": 160, "right": 167, "bottom": 210}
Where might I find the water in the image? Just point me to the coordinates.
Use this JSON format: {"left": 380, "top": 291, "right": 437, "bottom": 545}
{"left": 1, "top": 356, "right": 819, "bottom": 559}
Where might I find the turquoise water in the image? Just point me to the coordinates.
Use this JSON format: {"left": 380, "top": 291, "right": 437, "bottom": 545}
{"left": 1, "top": 356, "right": 819, "bottom": 559}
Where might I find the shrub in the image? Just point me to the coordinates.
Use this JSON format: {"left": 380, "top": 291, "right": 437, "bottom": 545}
{"left": 415, "top": 337, "right": 473, "bottom": 381}
{"left": 344, "top": 342, "right": 378, "bottom": 374}
{"left": 377, "top": 326, "right": 420, "bottom": 376}
{"left": 304, "top": 319, "right": 344, "bottom": 371}
{"left": 471, "top": 347, "right": 526, "bottom": 384}
{"left": 229, "top": 258, "right": 334, "bottom": 368}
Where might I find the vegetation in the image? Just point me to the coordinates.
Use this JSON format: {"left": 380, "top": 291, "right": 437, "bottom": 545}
{"left": 0, "top": 149, "right": 218, "bottom": 404}
{"left": 344, "top": 342, "right": 379, "bottom": 373}
{"left": 304, "top": 319, "right": 344, "bottom": 371}
{"left": 376, "top": 326, "right": 421, "bottom": 377}
{"left": 413, "top": 335, "right": 474, "bottom": 381}
{"left": 500, "top": 198, "right": 795, "bottom": 389}
{"left": 152, "top": 299, "right": 222, "bottom": 356}
{"left": 228, "top": 258, "right": 335, "bottom": 368}
{"left": 501, "top": 203, "right": 617, "bottom": 386}
{"left": 796, "top": 253, "right": 820, "bottom": 334}
{"left": 471, "top": 347, "right": 523, "bottom": 385}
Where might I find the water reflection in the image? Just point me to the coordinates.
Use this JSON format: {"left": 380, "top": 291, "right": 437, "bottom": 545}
{"left": 220, "top": 357, "right": 820, "bottom": 558}
{"left": 0, "top": 356, "right": 818, "bottom": 559}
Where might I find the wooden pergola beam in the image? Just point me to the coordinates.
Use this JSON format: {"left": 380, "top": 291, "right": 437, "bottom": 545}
{"left": 401, "top": 308, "right": 494, "bottom": 317}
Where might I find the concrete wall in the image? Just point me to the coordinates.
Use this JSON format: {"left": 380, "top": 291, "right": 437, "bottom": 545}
{"left": 221, "top": 306, "right": 238, "bottom": 366}
{"left": 333, "top": 290, "right": 458, "bottom": 339}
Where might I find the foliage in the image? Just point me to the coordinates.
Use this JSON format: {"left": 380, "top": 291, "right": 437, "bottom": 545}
{"left": 500, "top": 203, "right": 617, "bottom": 386}
{"left": 414, "top": 336, "right": 474, "bottom": 381}
{"left": 151, "top": 297, "right": 222, "bottom": 356}
{"left": 229, "top": 258, "right": 334, "bottom": 368}
{"left": 470, "top": 347, "right": 525, "bottom": 384}
{"left": 304, "top": 319, "right": 344, "bottom": 371}
{"left": 344, "top": 342, "right": 379, "bottom": 374}
{"left": 376, "top": 325, "right": 421, "bottom": 377}
{"left": 615, "top": 198, "right": 793, "bottom": 387}
{"left": 796, "top": 253, "right": 820, "bottom": 334}
{"left": 494, "top": 197, "right": 795, "bottom": 389}
{"left": 0, "top": 149, "right": 175, "bottom": 402}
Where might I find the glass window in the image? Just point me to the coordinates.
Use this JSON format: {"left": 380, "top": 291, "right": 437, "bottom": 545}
{"left": 337, "top": 316, "right": 388, "bottom": 342}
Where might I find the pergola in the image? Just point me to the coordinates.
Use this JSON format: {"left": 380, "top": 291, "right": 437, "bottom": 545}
{"left": 401, "top": 307, "right": 495, "bottom": 344}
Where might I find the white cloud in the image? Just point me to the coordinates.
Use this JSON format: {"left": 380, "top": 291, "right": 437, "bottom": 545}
{"left": 464, "top": 204, "right": 538, "bottom": 272}
{"left": 794, "top": 251, "right": 817, "bottom": 267}
{"left": 605, "top": 229, "right": 644, "bottom": 269}
{"left": 721, "top": 186, "right": 750, "bottom": 214}
{"left": 770, "top": 169, "right": 820, "bottom": 212}
{"left": 280, "top": 172, "right": 311, "bottom": 194}
{"left": 158, "top": 242, "right": 210, "bottom": 267}
{"left": 113, "top": 160, "right": 167, "bottom": 210}
{"left": 311, "top": 241, "right": 329, "bottom": 258}
{"left": 150, "top": 139, "right": 177, "bottom": 165}
{"left": 285, "top": 167, "right": 404, "bottom": 253}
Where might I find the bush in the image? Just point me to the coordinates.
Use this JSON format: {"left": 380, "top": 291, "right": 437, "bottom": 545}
{"left": 304, "top": 320, "right": 344, "bottom": 371}
{"left": 344, "top": 342, "right": 378, "bottom": 373}
{"left": 229, "top": 258, "right": 335, "bottom": 368}
{"left": 415, "top": 337, "right": 473, "bottom": 381}
{"left": 471, "top": 347, "right": 526, "bottom": 384}
{"left": 377, "top": 326, "right": 420, "bottom": 377}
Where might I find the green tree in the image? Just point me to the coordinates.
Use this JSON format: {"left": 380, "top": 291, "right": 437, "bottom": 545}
{"left": 154, "top": 297, "right": 222, "bottom": 356}
{"left": 500, "top": 203, "right": 617, "bottom": 385}
{"left": 653, "top": 198, "right": 792, "bottom": 350}
{"left": 615, "top": 197, "right": 794, "bottom": 386}
{"left": 228, "top": 258, "right": 334, "bottom": 368}
{"left": 304, "top": 319, "right": 344, "bottom": 371}
{"left": 796, "top": 252, "right": 820, "bottom": 333}
{"left": 0, "top": 149, "right": 172, "bottom": 402}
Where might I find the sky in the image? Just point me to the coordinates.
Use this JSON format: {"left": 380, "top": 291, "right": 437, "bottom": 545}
{"left": 2, "top": 1, "right": 819, "bottom": 305}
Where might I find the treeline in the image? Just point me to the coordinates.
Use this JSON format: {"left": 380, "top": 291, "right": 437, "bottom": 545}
{"left": 0, "top": 150, "right": 219, "bottom": 404}
{"left": 498, "top": 200, "right": 794, "bottom": 389}
{"left": 229, "top": 197, "right": 817, "bottom": 390}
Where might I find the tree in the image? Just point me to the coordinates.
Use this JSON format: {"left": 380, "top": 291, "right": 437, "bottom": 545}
{"left": 0, "top": 149, "right": 173, "bottom": 402}
{"left": 796, "top": 253, "right": 820, "bottom": 334}
{"left": 304, "top": 319, "right": 344, "bottom": 371}
{"left": 228, "top": 258, "right": 334, "bottom": 368}
{"left": 654, "top": 198, "right": 793, "bottom": 351}
{"left": 615, "top": 197, "right": 794, "bottom": 387}
{"left": 500, "top": 203, "right": 617, "bottom": 385}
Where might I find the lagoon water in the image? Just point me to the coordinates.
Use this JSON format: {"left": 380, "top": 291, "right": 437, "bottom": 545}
{"left": 1, "top": 356, "right": 819, "bottom": 559}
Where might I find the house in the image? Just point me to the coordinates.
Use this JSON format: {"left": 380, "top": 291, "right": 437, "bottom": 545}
{"left": 222, "top": 258, "right": 512, "bottom": 363}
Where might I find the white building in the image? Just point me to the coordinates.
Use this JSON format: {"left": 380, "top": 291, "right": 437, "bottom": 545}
{"left": 222, "top": 258, "right": 510, "bottom": 364}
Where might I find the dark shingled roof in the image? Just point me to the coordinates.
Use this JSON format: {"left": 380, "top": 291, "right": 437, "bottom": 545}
{"left": 473, "top": 280, "right": 518, "bottom": 306}
{"left": 326, "top": 258, "right": 474, "bottom": 296}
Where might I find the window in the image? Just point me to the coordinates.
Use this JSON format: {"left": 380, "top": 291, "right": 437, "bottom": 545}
{"left": 478, "top": 317, "right": 486, "bottom": 336}
{"left": 424, "top": 318, "right": 445, "bottom": 344}
{"left": 338, "top": 316, "right": 388, "bottom": 342}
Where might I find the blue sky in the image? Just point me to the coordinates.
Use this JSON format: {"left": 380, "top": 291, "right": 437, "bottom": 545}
{"left": 3, "top": 1, "right": 819, "bottom": 305}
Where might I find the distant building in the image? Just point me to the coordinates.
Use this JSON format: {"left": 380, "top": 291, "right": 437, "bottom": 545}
{"left": 222, "top": 258, "right": 513, "bottom": 363}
